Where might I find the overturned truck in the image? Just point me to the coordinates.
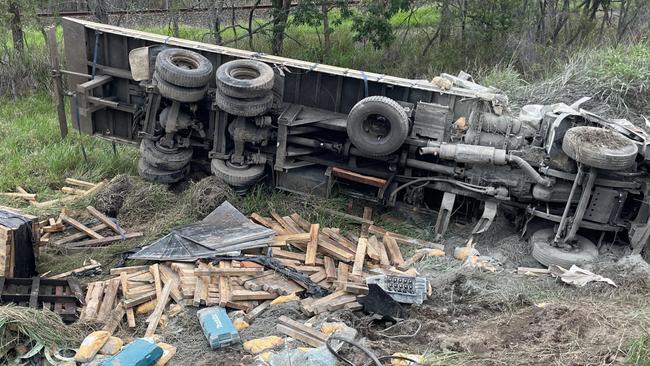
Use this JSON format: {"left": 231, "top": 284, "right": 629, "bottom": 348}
{"left": 59, "top": 18, "right": 650, "bottom": 267}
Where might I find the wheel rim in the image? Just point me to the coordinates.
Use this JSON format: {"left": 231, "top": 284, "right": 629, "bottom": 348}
{"left": 362, "top": 114, "right": 392, "bottom": 142}
{"left": 226, "top": 161, "right": 251, "bottom": 170}
{"left": 171, "top": 55, "right": 199, "bottom": 70}
{"left": 229, "top": 67, "right": 260, "bottom": 80}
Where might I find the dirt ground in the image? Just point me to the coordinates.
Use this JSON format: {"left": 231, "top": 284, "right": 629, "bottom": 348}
{"left": 38, "top": 175, "right": 650, "bottom": 365}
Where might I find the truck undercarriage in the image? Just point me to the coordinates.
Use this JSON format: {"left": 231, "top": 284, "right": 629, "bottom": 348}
{"left": 59, "top": 18, "right": 650, "bottom": 267}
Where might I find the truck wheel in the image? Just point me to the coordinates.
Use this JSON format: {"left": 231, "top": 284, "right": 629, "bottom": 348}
{"left": 154, "top": 73, "right": 208, "bottom": 103}
{"left": 214, "top": 89, "right": 273, "bottom": 117}
{"left": 346, "top": 96, "right": 409, "bottom": 156}
{"left": 211, "top": 159, "right": 265, "bottom": 187}
{"left": 530, "top": 228, "right": 599, "bottom": 268}
{"left": 562, "top": 126, "right": 637, "bottom": 170}
{"left": 216, "top": 59, "right": 274, "bottom": 98}
{"left": 155, "top": 48, "right": 213, "bottom": 88}
{"left": 140, "top": 139, "right": 193, "bottom": 171}
{"left": 137, "top": 158, "right": 189, "bottom": 184}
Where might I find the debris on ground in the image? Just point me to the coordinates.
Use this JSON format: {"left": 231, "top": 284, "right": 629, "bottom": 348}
{"left": 2, "top": 178, "right": 108, "bottom": 208}
{"left": 553, "top": 265, "right": 617, "bottom": 287}
{"left": 0, "top": 184, "right": 648, "bottom": 365}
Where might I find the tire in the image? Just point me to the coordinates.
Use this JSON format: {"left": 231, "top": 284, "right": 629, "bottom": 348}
{"left": 137, "top": 157, "right": 189, "bottom": 184}
{"left": 154, "top": 72, "right": 207, "bottom": 103}
{"left": 530, "top": 228, "right": 599, "bottom": 268}
{"left": 562, "top": 126, "right": 637, "bottom": 170}
{"left": 214, "top": 89, "right": 273, "bottom": 117}
{"left": 216, "top": 59, "right": 274, "bottom": 98}
{"left": 155, "top": 48, "right": 213, "bottom": 88}
{"left": 211, "top": 159, "right": 265, "bottom": 186}
{"left": 140, "top": 139, "right": 193, "bottom": 171}
{"left": 346, "top": 96, "right": 409, "bottom": 157}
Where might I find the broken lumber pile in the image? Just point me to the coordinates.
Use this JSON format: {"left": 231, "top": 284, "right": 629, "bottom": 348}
{"left": 37, "top": 206, "right": 142, "bottom": 253}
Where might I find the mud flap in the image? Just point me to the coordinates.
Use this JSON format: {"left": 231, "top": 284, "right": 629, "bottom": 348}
{"left": 472, "top": 200, "right": 497, "bottom": 235}
{"left": 434, "top": 192, "right": 456, "bottom": 240}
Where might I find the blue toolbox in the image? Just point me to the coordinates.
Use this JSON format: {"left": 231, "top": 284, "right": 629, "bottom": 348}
{"left": 197, "top": 306, "right": 241, "bottom": 349}
{"left": 102, "top": 338, "right": 163, "bottom": 366}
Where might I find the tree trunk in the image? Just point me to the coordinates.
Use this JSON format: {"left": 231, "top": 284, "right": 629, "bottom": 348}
{"left": 8, "top": 2, "right": 24, "bottom": 52}
{"left": 439, "top": 0, "right": 451, "bottom": 44}
{"left": 271, "top": 0, "right": 291, "bottom": 56}
{"left": 248, "top": 0, "right": 262, "bottom": 49}
{"left": 322, "top": 2, "right": 331, "bottom": 60}
{"left": 212, "top": 0, "right": 224, "bottom": 45}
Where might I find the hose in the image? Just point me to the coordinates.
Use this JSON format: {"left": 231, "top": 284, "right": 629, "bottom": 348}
{"left": 507, "top": 155, "right": 553, "bottom": 187}
{"left": 326, "top": 335, "right": 383, "bottom": 366}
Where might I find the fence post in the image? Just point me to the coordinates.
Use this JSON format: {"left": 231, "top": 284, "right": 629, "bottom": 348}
{"left": 46, "top": 25, "right": 68, "bottom": 139}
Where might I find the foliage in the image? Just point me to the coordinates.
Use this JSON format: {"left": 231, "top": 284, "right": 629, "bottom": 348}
{"left": 350, "top": 0, "right": 410, "bottom": 49}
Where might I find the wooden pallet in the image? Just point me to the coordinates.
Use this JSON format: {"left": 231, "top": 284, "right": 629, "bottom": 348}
{"left": 0, "top": 277, "right": 84, "bottom": 322}
{"left": 0, "top": 206, "right": 39, "bottom": 277}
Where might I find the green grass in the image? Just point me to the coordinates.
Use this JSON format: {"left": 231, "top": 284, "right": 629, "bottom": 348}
{"left": 627, "top": 332, "right": 650, "bottom": 366}
{"left": 0, "top": 93, "right": 138, "bottom": 209}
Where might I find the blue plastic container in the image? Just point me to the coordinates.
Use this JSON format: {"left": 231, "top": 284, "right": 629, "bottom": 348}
{"left": 101, "top": 338, "right": 163, "bottom": 366}
{"left": 197, "top": 306, "right": 241, "bottom": 349}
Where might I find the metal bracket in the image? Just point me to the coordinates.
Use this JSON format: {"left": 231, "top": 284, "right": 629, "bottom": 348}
{"left": 434, "top": 192, "right": 456, "bottom": 240}
{"left": 472, "top": 200, "right": 498, "bottom": 235}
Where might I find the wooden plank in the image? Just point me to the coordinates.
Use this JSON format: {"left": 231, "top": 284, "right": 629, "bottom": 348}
{"left": 369, "top": 225, "right": 445, "bottom": 250}
{"left": 110, "top": 265, "right": 150, "bottom": 275}
{"left": 378, "top": 236, "right": 391, "bottom": 267}
{"left": 383, "top": 235, "right": 404, "bottom": 265}
{"left": 398, "top": 249, "right": 428, "bottom": 270}
{"left": 126, "top": 308, "right": 136, "bottom": 328}
{"left": 96, "top": 278, "right": 120, "bottom": 322}
{"left": 65, "top": 232, "right": 143, "bottom": 248}
{"left": 304, "top": 224, "right": 320, "bottom": 266}
{"left": 276, "top": 324, "right": 324, "bottom": 348}
{"left": 271, "top": 211, "right": 299, "bottom": 234}
{"left": 326, "top": 295, "right": 357, "bottom": 311}
{"left": 282, "top": 216, "right": 306, "bottom": 234}
{"left": 341, "top": 283, "right": 369, "bottom": 295}
{"left": 351, "top": 237, "right": 368, "bottom": 276}
{"left": 321, "top": 228, "right": 357, "bottom": 252}
{"left": 158, "top": 264, "right": 185, "bottom": 304}
{"left": 0, "top": 192, "right": 36, "bottom": 200}
{"left": 244, "top": 300, "right": 272, "bottom": 322}
{"left": 102, "top": 303, "right": 125, "bottom": 334}
{"left": 151, "top": 264, "right": 162, "bottom": 299}
{"left": 83, "top": 281, "right": 105, "bottom": 321}
{"left": 361, "top": 207, "right": 373, "bottom": 238}
{"left": 332, "top": 167, "right": 386, "bottom": 188}
{"left": 87, "top": 206, "right": 126, "bottom": 235}
{"left": 64, "top": 178, "right": 97, "bottom": 189}
{"left": 49, "top": 262, "right": 101, "bottom": 279}
{"left": 123, "top": 291, "right": 156, "bottom": 308}
{"left": 288, "top": 214, "right": 311, "bottom": 232}
{"left": 29, "top": 278, "right": 40, "bottom": 308}
{"left": 145, "top": 281, "right": 172, "bottom": 337}
{"left": 59, "top": 213, "right": 103, "bottom": 239}
{"left": 309, "top": 270, "right": 327, "bottom": 283}
{"left": 193, "top": 274, "right": 206, "bottom": 306}
{"left": 194, "top": 267, "right": 264, "bottom": 276}
{"left": 323, "top": 256, "right": 337, "bottom": 281}
{"left": 61, "top": 187, "right": 88, "bottom": 195}
{"left": 365, "top": 235, "right": 381, "bottom": 261}
{"left": 53, "top": 223, "right": 108, "bottom": 246}
{"left": 15, "top": 186, "right": 34, "bottom": 201}
{"left": 120, "top": 272, "right": 130, "bottom": 298}
{"left": 230, "top": 290, "right": 278, "bottom": 301}
{"left": 277, "top": 316, "right": 328, "bottom": 342}
{"left": 218, "top": 261, "right": 231, "bottom": 307}
{"left": 337, "top": 262, "right": 349, "bottom": 288}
